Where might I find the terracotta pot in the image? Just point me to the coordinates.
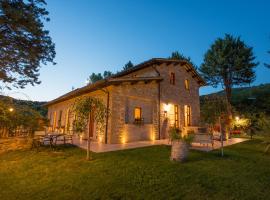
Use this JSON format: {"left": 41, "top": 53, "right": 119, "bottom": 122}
{"left": 170, "top": 140, "right": 189, "bottom": 162}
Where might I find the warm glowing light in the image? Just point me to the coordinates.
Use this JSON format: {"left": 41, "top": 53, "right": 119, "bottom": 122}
{"left": 121, "top": 137, "right": 126, "bottom": 144}
{"left": 163, "top": 103, "right": 170, "bottom": 112}
{"left": 79, "top": 135, "right": 83, "bottom": 141}
{"left": 9, "top": 108, "right": 14, "bottom": 112}
{"left": 235, "top": 116, "right": 240, "bottom": 121}
{"left": 99, "top": 136, "right": 102, "bottom": 143}
{"left": 151, "top": 134, "right": 155, "bottom": 141}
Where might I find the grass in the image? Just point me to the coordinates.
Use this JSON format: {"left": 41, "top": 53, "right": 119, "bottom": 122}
{"left": 0, "top": 139, "right": 270, "bottom": 200}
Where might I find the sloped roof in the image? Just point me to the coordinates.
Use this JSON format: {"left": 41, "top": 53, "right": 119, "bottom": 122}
{"left": 45, "top": 76, "right": 163, "bottom": 106}
{"left": 112, "top": 58, "right": 205, "bottom": 85}
{"left": 45, "top": 58, "right": 205, "bottom": 107}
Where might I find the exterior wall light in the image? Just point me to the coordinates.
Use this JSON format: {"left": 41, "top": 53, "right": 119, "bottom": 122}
{"left": 98, "top": 136, "right": 103, "bottom": 143}
{"left": 163, "top": 103, "right": 170, "bottom": 118}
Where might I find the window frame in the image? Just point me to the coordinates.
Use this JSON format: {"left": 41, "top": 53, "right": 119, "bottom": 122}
{"left": 185, "top": 105, "right": 191, "bottom": 126}
{"left": 174, "top": 105, "right": 179, "bottom": 128}
{"left": 185, "top": 79, "right": 190, "bottom": 90}
{"left": 134, "top": 107, "right": 142, "bottom": 121}
{"left": 170, "top": 72, "right": 175, "bottom": 85}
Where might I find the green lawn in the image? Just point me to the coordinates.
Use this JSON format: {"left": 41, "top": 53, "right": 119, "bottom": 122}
{"left": 0, "top": 139, "right": 269, "bottom": 200}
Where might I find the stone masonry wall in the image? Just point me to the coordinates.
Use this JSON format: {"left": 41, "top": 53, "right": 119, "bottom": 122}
{"left": 47, "top": 62, "right": 201, "bottom": 143}
{"left": 109, "top": 82, "right": 159, "bottom": 143}
{"left": 47, "top": 89, "right": 112, "bottom": 142}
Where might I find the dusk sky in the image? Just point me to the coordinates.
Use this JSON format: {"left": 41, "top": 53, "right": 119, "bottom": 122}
{"left": 6, "top": 0, "right": 270, "bottom": 101}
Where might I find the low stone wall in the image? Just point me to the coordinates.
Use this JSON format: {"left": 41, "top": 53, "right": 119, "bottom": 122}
{"left": 122, "top": 124, "right": 155, "bottom": 143}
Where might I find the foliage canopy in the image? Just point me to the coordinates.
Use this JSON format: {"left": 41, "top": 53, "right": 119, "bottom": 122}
{"left": 0, "top": 0, "right": 56, "bottom": 89}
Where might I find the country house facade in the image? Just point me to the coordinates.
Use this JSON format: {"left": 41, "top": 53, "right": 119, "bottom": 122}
{"left": 46, "top": 58, "right": 205, "bottom": 144}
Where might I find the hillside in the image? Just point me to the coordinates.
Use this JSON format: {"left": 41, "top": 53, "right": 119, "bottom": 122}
{"left": 0, "top": 95, "right": 47, "bottom": 117}
{"left": 200, "top": 83, "right": 270, "bottom": 115}
{"left": 1, "top": 83, "right": 270, "bottom": 118}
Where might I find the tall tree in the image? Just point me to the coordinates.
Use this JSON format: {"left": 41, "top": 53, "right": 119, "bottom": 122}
{"left": 0, "top": 0, "right": 56, "bottom": 89}
{"left": 87, "top": 70, "right": 113, "bottom": 84}
{"left": 103, "top": 70, "right": 113, "bottom": 78}
{"left": 169, "top": 51, "right": 197, "bottom": 69}
{"left": 87, "top": 73, "right": 103, "bottom": 84}
{"left": 199, "top": 34, "right": 258, "bottom": 118}
{"left": 123, "top": 61, "right": 134, "bottom": 71}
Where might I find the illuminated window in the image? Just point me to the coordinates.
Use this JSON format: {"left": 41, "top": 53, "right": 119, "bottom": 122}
{"left": 185, "top": 105, "right": 191, "bottom": 126}
{"left": 170, "top": 72, "right": 175, "bottom": 85}
{"left": 134, "top": 107, "right": 142, "bottom": 121}
{"left": 174, "top": 105, "right": 179, "bottom": 128}
{"left": 185, "top": 79, "right": 190, "bottom": 90}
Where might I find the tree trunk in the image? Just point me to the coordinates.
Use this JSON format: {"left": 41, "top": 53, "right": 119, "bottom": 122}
{"left": 86, "top": 111, "right": 94, "bottom": 161}
{"left": 224, "top": 85, "right": 232, "bottom": 117}
{"left": 224, "top": 83, "right": 233, "bottom": 140}
{"left": 86, "top": 112, "right": 92, "bottom": 160}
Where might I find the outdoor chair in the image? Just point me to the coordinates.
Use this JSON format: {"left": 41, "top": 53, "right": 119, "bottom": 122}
{"left": 31, "top": 135, "right": 44, "bottom": 151}
{"left": 64, "top": 134, "right": 73, "bottom": 144}
{"left": 193, "top": 133, "right": 214, "bottom": 149}
{"left": 54, "top": 134, "right": 73, "bottom": 145}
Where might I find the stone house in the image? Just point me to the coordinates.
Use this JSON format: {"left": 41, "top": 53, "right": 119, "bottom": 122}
{"left": 45, "top": 58, "right": 205, "bottom": 144}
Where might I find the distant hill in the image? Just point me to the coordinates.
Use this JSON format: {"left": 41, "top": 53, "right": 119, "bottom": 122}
{"left": 0, "top": 95, "right": 47, "bottom": 117}
{"left": 200, "top": 83, "right": 270, "bottom": 115}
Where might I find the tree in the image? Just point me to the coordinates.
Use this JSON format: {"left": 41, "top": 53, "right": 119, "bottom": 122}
{"left": 169, "top": 51, "right": 197, "bottom": 69}
{"left": 103, "top": 71, "right": 113, "bottom": 78}
{"left": 123, "top": 61, "right": 134, "bottom": 71}
{"left": 87, "top": 71, "right": 113, "bottom": 84}
{"left": 0, "top": 0, "right": 56, "bottom": 89}
{"left": 200, "top": 95, "right": 227, "bottom": 128}
{"left": 72, "top": 96, "right": 108, "bottom": 160}
{"left": 0, "top": 98, "right": 47, "bottom": 137}
{"left": 200, "top": 34, "right": 258, "bottom": 118}
{"left": 87, "top": 73, "right": 103, "bottom": 84}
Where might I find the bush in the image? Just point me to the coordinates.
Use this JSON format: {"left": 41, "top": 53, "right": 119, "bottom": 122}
{"left": 169, "top": 127, "right": 194, "bottom": 144}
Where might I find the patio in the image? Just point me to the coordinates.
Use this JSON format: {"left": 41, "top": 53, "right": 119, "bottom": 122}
{"left": 72, "top": 136, "right": 249, "bottom": 153}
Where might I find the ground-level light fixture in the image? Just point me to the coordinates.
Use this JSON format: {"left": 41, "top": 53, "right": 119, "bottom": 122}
{"left": 9, "top": 107, "right": 14, "bottom": 112}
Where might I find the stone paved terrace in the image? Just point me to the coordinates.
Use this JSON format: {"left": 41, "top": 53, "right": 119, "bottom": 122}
{"left": 72, "top": 136, "right": 249, "bottom": 153}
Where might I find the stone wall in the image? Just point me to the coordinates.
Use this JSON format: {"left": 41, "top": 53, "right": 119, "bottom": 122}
{"left": 47, "top": 61, "right": 202, "bottom": 144}
{"left": 109, "top": 82, "right": 159, "bottom": 143}
{"left": 47, "top": 89, "right": 112, "bottom": 142}
{"left": 157, "top": 63, "right": 200, "bottom": 128}
{"left": 119, "top": 62, "right": 201, "bottom": 138}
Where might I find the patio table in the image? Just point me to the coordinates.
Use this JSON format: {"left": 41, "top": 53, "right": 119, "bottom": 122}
{"left": 43, "top": 133, "right": 65, "bottom": 148}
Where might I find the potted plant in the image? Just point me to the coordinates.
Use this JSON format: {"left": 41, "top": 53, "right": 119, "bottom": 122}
{"left": 169, "top": 127, "right": 194, "bottom": 162}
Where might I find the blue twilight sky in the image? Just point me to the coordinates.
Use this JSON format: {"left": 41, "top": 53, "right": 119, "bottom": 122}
{"left": 6, "top": 0, "right": 270, "bottom": 101}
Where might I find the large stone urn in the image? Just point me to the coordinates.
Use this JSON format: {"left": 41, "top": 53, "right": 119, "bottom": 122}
{"left": 170, "top": 140, "right": 189, "bottom": 162}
